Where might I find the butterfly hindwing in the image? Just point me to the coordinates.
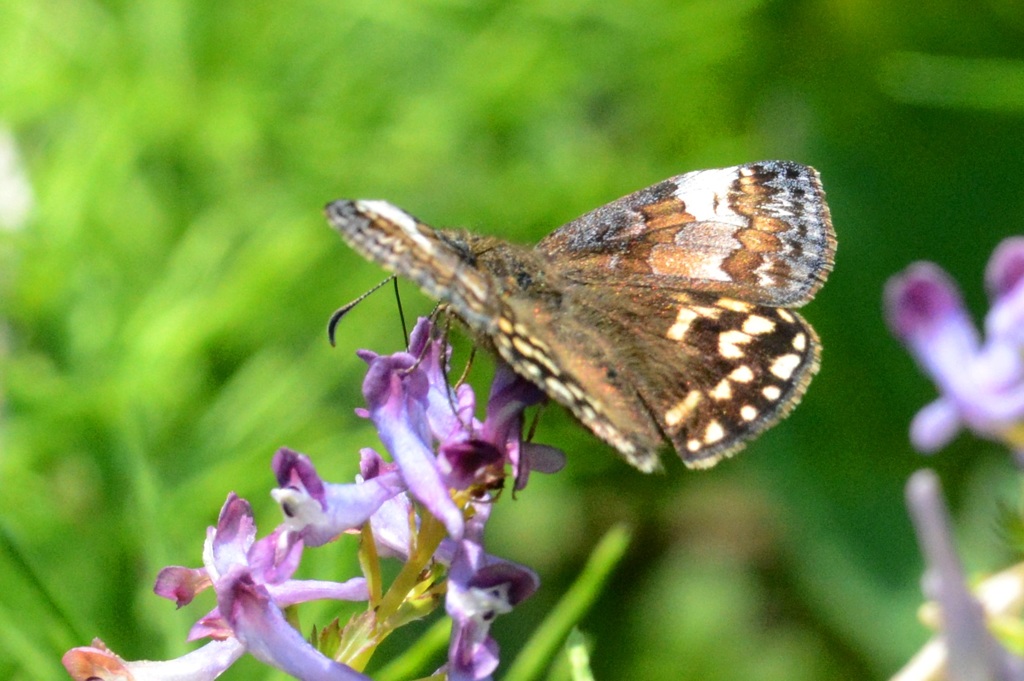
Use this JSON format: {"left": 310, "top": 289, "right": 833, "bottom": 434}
{"left": 479, "top": 282, "right": 821, "bottom": 470}
{"left": 603, "top": 289, "right": 821, "bottom": 467}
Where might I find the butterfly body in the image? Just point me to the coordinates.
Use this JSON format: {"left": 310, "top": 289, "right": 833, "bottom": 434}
{"left": 327, "top": 161, "right": 835, "bottom": 471}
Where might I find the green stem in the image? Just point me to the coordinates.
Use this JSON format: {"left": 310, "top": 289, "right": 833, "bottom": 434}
{"left": 376, "top": 506, "right": 449, "bottom": 625}
{"left": 504, "top": 524, "right": 632, "bottom": 681}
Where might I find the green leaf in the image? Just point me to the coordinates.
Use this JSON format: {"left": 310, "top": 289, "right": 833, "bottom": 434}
{"left": 504, "top": 524, "right": 632, "bottom": 681}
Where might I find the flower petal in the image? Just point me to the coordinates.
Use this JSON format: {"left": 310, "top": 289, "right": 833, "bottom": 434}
{"left": 368, "top": 492, "right": 416, "bottom": 559}
{"left": 273, "top": 448, "right": 326, "bottom": 506}
{"left": 909, "top": 398, "right": 963, "bottom": 453}
{"left": 363, "top": 349, "right": 464, "bottom": 538}
{"left": 63, "top": 638, "right": 245, "bottom": 681}
{"left": 219, "top": 570, "right": 370, "bottom": 681}
{"left": 885, "top": 263, "right": 987, "bottom": 399}
{"left": 153, "top": 566, "right": 211, "bottom": 608}
{"left": 905, "top": 470, "right": 1020, "bottom": 680}
{"left": 246, "top": 527, "right": 304, "bottom": 585}
{"left": 444, "top": 507, "right": 538, "bottom": 681}
{"left": 267, "top": 577, "right": 369, "bottom": 606}
{"left": 272, "top": 460, "right": 406, "bottom": 547}
{"left": 985, "top": 236, "right": 1024, "bottom": 302}
{"left": 210, "top": 494, "right": 257, "bottom": 578}
{"left": 521, "top": 442, "right": 566, "bottom": 475}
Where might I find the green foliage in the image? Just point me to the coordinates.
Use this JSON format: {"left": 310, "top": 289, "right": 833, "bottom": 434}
{"left": 318, "top": 618, "right": 344, "bottom": 661}
{"left": 505, "top": 524, "right": 630, "bottom": 681}
{"left": 2, "top": 0, "right": 1024, "bottom": 679}
{"left": 560, "top": 629, "right": 595, "bottom": 681}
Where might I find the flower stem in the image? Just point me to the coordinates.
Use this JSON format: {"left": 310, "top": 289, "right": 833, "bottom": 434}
{"left": 376, "top": 505, "right": 450, "bottom": 625}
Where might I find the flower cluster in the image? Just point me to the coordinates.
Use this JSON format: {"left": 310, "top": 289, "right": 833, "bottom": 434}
{"left": 63, "top": 317, "right": 564, "bottom": 681}
{"left": 887, "top": 238, "right": 1024, "bottom": 680}
{"left": 894, "top": 470, "right": 1024, "bottom": 681}
{"left": 885, "top": 237, "right": 1024, "bottom": 456}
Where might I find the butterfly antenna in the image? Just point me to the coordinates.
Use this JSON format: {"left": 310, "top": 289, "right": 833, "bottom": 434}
{"left": 401, "top": 307, "right": 444, "bottom": 375}
{"left": 434, "top": 317, "right": 475, "bottom": 434}
{"left": 402, "top": 331, "right": 432, "bottom": 373}
{"left": 525, "top": 402, "right": 544, "bottom": 443}
{"left": 393, "top": 277, "right": 409, "bottom": 348}
{"left": 455, "top": 345, "right": 476, "bottom": 388}
{"left": 327, "top": 275, "right": 395, "bottom": 347}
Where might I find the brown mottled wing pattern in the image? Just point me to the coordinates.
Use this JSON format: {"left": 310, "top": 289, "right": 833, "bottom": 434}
{"left": 325, "top": 160, "right": 835, "bottom": 471}
{"left": 538, "top": 161, "right": 835, "bottom": 307}
{"left": 323, "top": 200, "right": 503, "bottom": 334}
{"left": 524, "top": 160, "right": 834, "bottom": 468}
{"left": 558, "top": 286, "right": 821, "bottom": 469}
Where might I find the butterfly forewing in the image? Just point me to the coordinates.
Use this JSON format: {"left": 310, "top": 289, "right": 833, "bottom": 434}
{"left": 326, "top": 160, "right": 835, "bottom": 471}
{"left": 324, "top": 199, "right": 501, "bottom": 333}
{"left": 537, "top": 161, "right": 835, "bottom": 308}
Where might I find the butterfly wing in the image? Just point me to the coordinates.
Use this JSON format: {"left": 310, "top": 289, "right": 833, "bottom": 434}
{"left": 325, "top": 199, "right": 503, "bottom": 334}
{"left": 581, "top": 287, "right": 821, "bottom": 468}
{"left": 326, "top": 198, "right": 669, "bottom": 470}
{"left": 536, "top": 161, "right": 836, "bottom": 308}
{"left": 521, "top": 161, "right": 833, "bottom": 467}
{"left": 493, "top": 284, "right": 820, "bottom": 470}
{"left": 326, "top": 160, "right": 834, "bottom": 471}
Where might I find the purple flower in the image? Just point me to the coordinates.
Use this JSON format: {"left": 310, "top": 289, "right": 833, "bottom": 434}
{"left": 62, "top": 638, "right": 246, "bottom": 681}
{"left": 64, "top": 316, "right": 558, "bottom": 681}
{"left": 358, "top": 448, "right": 419, "bottom": 559}
{"left": 217, "top": 569, "right": 369, "bottom": 681}
{"left": 885, "top": 238, "right": 1024, "bottom": 454}
{"left": 479, "top": 364, "right": 565, "bottom": 490}
{"left": 897, "top": 470, "right": 1024, "bottom": 681}
{"left": 271, "top": 446, "right": 422, "bottom": 561}
{"left": 358, "top": 321, "right": 470, "bottom": 538}
{"left": 65, "top": 493, "right": 370, "bottom": 680}
{"left": 357, "top": 318, "right": 564, "bottom": 536}
{"left": 444, "top": 505, "right": 539, "bottom": 681}
{"left": 270, "top": 447, "right": 406, "bottom": 547}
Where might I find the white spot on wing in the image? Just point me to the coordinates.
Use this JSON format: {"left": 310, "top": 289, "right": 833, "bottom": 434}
{"left": 729, "top": 365, "right": 755, "bottom": 383}
{"left": 691, "top": 305, "right": 722, "bottom": 319}
{"left": 544, "top": 377, "right": 575, "bottom": 405}
{"left": 358, "top": 200, "right": 423, "bottom": 243}
{"left": 667, "top": 308, "right": 699, "bottom": 341}
{"left": 665, "top": 390, "right": 702, "bottom": 427}
{"left": 717, "top": 298, "right": 753, "bottom": 313}
{"left": 770, "top": 353, "right": 802, "bottom": 380}
{"left": 672, "top": 167, "right": 743, "bottom": 224}
{"left": 763, "top": 385, "right": 782, "bottom": 401}
{"left": 709, "top": 378, "right": 732, "bottom": 400}
{"left": 719, "top": 329, "right": 752, "bottom": 359}
{"left": 512, "top": 336, "right": 535, "bottom": 358}
{"left": 740, "top": 405, "right": 758, "bottom": 421}
{"left": 742, "top": 315, "right": 776, "bottom": 335}
{"left": 704, "top": 420, "right": 725, "bottom": 444}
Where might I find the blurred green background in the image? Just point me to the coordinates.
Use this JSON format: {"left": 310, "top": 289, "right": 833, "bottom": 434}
{"left": 3, "top": 1, "right": 1024, "bottom": 679}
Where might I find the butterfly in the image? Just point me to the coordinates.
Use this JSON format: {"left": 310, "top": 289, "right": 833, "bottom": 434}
{"left": 325, "top": 161, "right": 835, "bottom": 471}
